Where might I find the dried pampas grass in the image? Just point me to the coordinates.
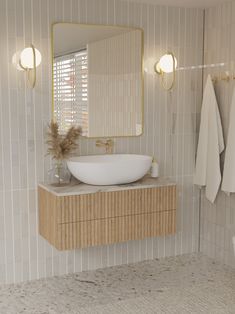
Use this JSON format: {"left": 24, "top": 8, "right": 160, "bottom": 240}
{"left": 46, "top": 121, "right": 81, "bottom": 160}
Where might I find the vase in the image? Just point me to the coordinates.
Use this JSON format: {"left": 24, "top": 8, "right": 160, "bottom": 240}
{"left": 48, "top": 160, "right": 71, "bottom": 186}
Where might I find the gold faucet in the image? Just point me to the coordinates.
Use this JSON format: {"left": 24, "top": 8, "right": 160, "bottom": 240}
{"left": 96, "top": 138, "right": 114, "bottom": 154}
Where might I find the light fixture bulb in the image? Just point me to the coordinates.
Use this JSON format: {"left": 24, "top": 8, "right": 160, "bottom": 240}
{"left": 158, "top": 54, "right": 177, "bottom": 73}
{"left": 20, "top": 47, "right": 41, "bottom": 69}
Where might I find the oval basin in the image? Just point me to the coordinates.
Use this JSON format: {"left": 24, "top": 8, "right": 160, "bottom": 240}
{"left": 67, "top": 154, "right": 152, "bottom": 186}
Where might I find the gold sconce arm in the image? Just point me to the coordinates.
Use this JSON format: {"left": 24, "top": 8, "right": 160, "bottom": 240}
{"left": 154, "top": 52, "right": 177, "bottom": 91}
{"left": 13, "top": 44, "right": 41, "bottom": 89}
{"left": 19, "top": 44, "right": 36, "bottom": 88}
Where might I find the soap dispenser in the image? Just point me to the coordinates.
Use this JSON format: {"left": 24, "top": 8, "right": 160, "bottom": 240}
{"left": 151, "top": 157, "right": 159, "bottom": 178}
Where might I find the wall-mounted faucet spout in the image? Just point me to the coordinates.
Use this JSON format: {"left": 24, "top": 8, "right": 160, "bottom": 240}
{"left": 96, "top": 139, "right": 114, "bottom": 154}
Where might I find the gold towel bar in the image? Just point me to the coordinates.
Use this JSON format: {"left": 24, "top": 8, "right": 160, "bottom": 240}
{"left": 212, "top": 74, "right": 235, "bottom": 83}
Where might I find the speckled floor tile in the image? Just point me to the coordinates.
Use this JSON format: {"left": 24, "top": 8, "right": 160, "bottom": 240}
{"left": 0, "top": 254, "right": 234, "bottom": 313}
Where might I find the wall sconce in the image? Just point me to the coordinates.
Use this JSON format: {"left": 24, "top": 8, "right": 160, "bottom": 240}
{"left": 13, "top": 44, "right": 41, "bottom": 89}
{"left": 154, "top": 52, "right": 177, "bottom": 91}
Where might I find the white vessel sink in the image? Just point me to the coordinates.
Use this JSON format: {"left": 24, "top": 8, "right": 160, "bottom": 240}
{"left": 67, "top": 154, "right": 152, "bottom": 186}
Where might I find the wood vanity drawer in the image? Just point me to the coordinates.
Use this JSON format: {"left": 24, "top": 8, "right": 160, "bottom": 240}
{"left": 56, "top": 186, "right": 176, "bottom": 223}
{"left": 38, "top": 184, "right": 176, "bottom": 251}
{"left": 56, "top": 210, "right": 176, "bottom": 250}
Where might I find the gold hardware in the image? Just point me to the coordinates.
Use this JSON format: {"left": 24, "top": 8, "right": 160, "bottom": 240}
{"left": 212, "top": 77, "right": 218, "bottom": 84}
{"left": 96, "top": 139, "right": 114, "bottom": 154}
{"left": 18, "top": 44, "right": 41, "bottom": 89}
{"left": 212, "top": 73, "right": 233, "bottom": 84}
{"left": 154, "top": 52, "right": 177, "bottom": 91}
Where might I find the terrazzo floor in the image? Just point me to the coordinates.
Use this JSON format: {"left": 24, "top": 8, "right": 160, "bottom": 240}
{"left": 0, "top": 253, "right": 234, "bottom": 314}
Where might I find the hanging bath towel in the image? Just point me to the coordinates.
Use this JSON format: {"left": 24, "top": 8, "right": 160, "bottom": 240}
{"left": 194, "top": 74, "right": 224, "bottom": 203}
{"left": 222, "top": 88, "right": 235, "bottom": 194}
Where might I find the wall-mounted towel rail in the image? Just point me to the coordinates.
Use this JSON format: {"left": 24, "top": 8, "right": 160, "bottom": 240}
{"left": 212, "top": 73, "right": 235, "bottom": 83}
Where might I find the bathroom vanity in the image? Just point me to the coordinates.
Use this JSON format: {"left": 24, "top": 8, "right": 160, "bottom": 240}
{"left": 45, "top": 22, "right": 177, "bottom": 252}
{"left": 38, "top": 177, "right": 176, "bottom": 251}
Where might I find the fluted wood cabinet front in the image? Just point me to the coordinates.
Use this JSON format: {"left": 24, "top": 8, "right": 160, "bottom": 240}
{"left": 38, "top": 185, "right": 176, "bottom": 251}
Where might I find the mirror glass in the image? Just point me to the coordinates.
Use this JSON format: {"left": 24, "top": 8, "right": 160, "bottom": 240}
{"left": 52, "top": 23, "right": 143, "bottom": 137}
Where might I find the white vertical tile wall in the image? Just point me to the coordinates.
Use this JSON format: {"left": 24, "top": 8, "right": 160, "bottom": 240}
{"left": 0, "top": 0, "right": 204, "bottom": 284}
{"left": 201, "top": 0, "right": 235, "bottom": 268}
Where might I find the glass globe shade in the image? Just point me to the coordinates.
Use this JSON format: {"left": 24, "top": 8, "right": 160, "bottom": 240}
{"left": 12, "top": 51, "right": 24, "bottom": 71}
{"left": 159, "top": 54, "right": 177, "bottom": 73}
{"left": 144, "top": 57, "right": 156, "bottom": 75}
{"left": 20, "top": 47, "right": 42, "bottom": 69}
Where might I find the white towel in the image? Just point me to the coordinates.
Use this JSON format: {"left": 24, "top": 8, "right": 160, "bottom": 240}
{"left": 222, "top": 88, "right": 235, "bottom": 194}
{"left": 194, "top": 74, "right": 224, "bottom": 203}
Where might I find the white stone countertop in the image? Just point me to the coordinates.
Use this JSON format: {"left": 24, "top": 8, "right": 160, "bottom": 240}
{"left": 38, "top": 176, "right": 176, "bottom": 197}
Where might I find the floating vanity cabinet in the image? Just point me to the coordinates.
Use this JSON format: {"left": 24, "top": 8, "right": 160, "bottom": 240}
{"left": 38, "top": 178, "right": 176, "bottom": 251}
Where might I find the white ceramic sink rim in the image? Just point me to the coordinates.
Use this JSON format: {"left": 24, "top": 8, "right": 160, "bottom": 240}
{"left": 69, "top": 154, "right": 150, "bottom": 163}
{"left": 67, "top": 154, "right": 152, "bottom": 186}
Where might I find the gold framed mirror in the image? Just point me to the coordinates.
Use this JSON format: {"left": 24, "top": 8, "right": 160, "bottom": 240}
{"left": 51, "top": 23, "right": 144, "bottom": 138}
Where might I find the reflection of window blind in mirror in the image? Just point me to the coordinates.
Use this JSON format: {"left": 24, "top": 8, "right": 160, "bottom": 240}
{"left": 53, "top": 50, "right": 88, "bottom": 135}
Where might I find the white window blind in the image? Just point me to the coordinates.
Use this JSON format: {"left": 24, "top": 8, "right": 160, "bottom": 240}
{"left": 53, "top": 50, "right": 88, "bottom": 135}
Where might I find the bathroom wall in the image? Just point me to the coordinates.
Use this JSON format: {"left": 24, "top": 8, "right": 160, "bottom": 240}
{"left": 201, "top": 1, "right": 235, "bottom": 268}
{"left": 0, "top": 0, "right": 203, "bottom": 284}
